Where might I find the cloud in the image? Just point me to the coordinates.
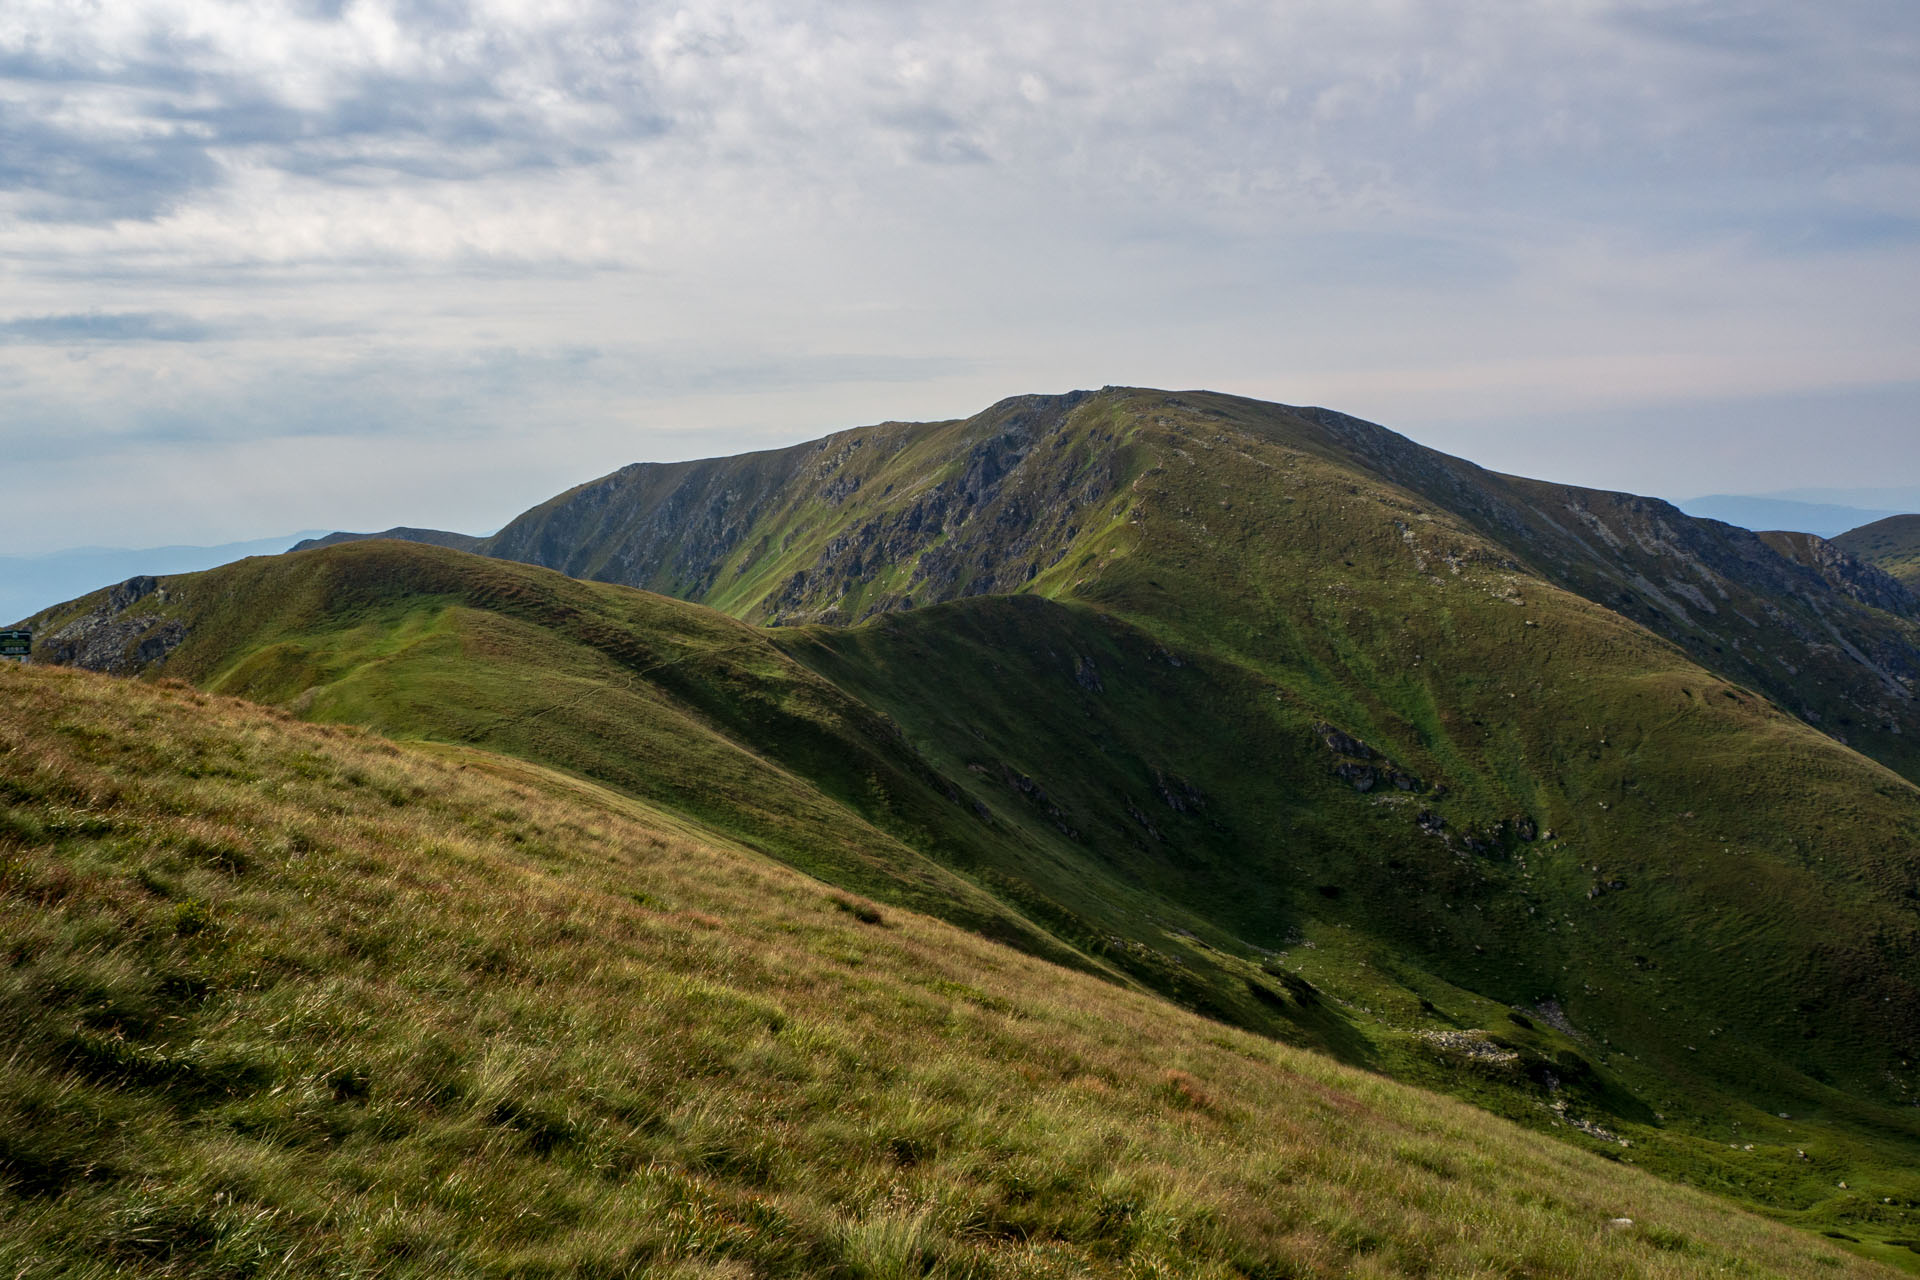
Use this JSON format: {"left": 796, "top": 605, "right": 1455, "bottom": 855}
{"left": 3, "top": 1, "right": 1912, "bottom": 250}
{"left": 0, "top": 102, "right": 222, "bottom": 222}
{"left": 0, "top": 0, "right": 1914, "bottom": 547}
{"left": 0, "top": 311, "right": 216, "bottom": 342}
{"left": 0, "top": 339, "right": 978, "bottom": 465}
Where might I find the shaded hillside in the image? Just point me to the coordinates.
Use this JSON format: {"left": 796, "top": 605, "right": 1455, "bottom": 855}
{"left": 6, "top": 663, "right": 1897, "bottom": 1278}
{"left": 1837, "top": 515, "right": 1920, "bottom": 591}
{"left": 475, "top": 389, "right": 1920, "bottom": 784}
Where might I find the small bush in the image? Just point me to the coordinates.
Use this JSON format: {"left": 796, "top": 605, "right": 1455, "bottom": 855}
{"left": 830, "top": 895, "right": 885, "bottom": 925}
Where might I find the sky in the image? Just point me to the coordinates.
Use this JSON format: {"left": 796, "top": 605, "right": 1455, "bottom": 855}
{"left": 1, "top": 0, "right": 1916, "bottom": 554}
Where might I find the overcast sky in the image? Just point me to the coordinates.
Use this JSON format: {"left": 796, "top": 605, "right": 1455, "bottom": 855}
{"left": 1, "top": 0, "right": 1916, "bottom": 552}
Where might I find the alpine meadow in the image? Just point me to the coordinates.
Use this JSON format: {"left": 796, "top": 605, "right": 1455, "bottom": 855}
{"left": 12, "top": 388, "right": 1920, "bottom": 1275}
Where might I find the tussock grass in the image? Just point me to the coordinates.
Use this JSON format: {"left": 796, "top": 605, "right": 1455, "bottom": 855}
{"left": 0, "top": 664, "right": 1892, "bottom": 1277}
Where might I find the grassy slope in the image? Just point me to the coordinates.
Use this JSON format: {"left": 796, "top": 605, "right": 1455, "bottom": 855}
{"left": 761, "top": 391, "right": 1920, "bottom": 1250}
{"left": 475, "top": 389, "right": 1920, "bottom": 789}
{"left": 24, "top": 538, "right": 1920, "bottom": 1256}
{"left": 780, "top": 588, "right": 1920, "bottom": 1254}
{"left": 1249, "top": 402, "right": 1920, "bottom": 787}
{"left": 20, "top": 392, "right": 1920, "bottom": 1256}
{"left": 21, "top": 542, "right": 1083, "bottom": 968}
{"left": 0, "top": 661, "right": 1901, "bottom": 1278}
{"left": 1837, "top": 516, "right": 1920, "bottom": 590}
{"left": 777, "top": 389, "right": 1920, "bottom": 1092}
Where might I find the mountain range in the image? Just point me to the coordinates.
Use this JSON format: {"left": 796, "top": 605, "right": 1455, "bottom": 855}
{"left": 1672, "top": 490, "right": 1920, "bottom": 541}
{"left": 14, "top": 387, "right": 1920, "bottom": 1272}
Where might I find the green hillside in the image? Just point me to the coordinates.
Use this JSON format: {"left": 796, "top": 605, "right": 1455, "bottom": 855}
{"left": 20, "top": 388, "right": 1920, "bottom": 1258}
{"left": 0, "top": 662, "right": 1900, "bottom": 1278}
{"left": 20, "top": 542, "right": 1075, "bottom": 968}
{"left": 476, "top": 389, "right": 1920, "bottom": 785}
{"left": 1836, "top": 516, "right": 1920, "bottom": 591}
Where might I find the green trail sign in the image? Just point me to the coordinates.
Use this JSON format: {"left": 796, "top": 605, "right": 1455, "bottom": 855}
{"left": 0, "top": 630, "right": 30, "bottom": 662}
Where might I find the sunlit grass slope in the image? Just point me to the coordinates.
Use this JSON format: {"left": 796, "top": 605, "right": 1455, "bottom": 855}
{"left": 22, "top": 541, "right": 1077, "bottom": 970}
{"left": 0, "top": 663, "right": 1898, "bottom": 1278}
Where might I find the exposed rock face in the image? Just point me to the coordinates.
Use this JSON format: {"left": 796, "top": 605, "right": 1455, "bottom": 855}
{"left": 1315, "top": 722, "right": 1375, "bottom": 759}
{"left": 1756, "top": 530, "right": 1919, "bottom": 617}
{"left": 39, "top": 576, "right": 189, "bottom": 674}
{"left": 1317, "top": 721, "right": 1424, "bottom": 793}
{"left": 1153, "top": 769, "right": 1205, "bottom": 812}
{"left": 1334, "top": 761, "right": 1379, "bottom": 792}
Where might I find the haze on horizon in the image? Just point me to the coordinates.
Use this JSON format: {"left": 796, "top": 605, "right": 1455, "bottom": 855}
{"left": 1, "top": 0, "right": 1916, "bottom": 556}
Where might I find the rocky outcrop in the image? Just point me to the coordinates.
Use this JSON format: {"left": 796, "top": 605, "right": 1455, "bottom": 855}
{"left": 1316, "top": 721, "right": 1423, "bottom": 793}
{"left": 1756, "top": 530, "right": 1919, "bottom": 617}
{"left": 38, "top": 576, "right": 189, "bottom": 674}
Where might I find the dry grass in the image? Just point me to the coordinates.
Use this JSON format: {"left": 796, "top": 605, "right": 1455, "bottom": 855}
{"left": 0, "top": 663, "right": 1891, "bottom": 1277}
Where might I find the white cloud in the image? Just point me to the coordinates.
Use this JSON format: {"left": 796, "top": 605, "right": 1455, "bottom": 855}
{"left": 0, "top": 0, "right": 1917, "bottom": 549}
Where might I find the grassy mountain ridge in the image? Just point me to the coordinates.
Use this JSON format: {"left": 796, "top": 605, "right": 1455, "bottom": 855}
{"left": 4, "top": 661, "right": 1896, "bottom": 1277}
{"left": 464, "top": 389, "right": 1920, "bottom": 785}
{"left": 1837, "top": 516, "right": 1920, "bottom": 591}
{"left": 481, "top": 391, "right": 1123, "bottom": 625}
